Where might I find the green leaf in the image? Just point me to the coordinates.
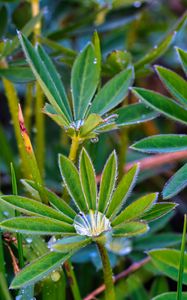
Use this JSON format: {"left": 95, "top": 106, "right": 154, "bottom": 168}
{"left": 112, "top": 193, "right": 158, "bottom": 226}
{"left": 177, "top": 215, "right": 187, "bottom": 300}
{"left": 79, "top": 113, "right": 103, "bottom": 138}
{"left": 37, "top": 45, "right": 72, "bottom": 118}
{"left": 92, "top": 31, "right": 101, "bottom": 73}
{"left": 0, "top": 195, "right": 72, "bottom": 224}
{"left": 113, "top": 221, "right": 149, "bottom": 237}
{"left": 132, "top": 88, "right": 187, "bottom": 125}
{"left": 21, "top": 179, "right": 76, "bottom": 219}
{"left": 131, "top": 134, "right": 187, "bottom": 153}
{"left": 176, "top": 47, "right": 187, "bottom": 75}
{"left": 141, "top": 203, "right": 176, "bottom": 222}
{"left": 51, "top": 236, "right": 91, "bottom": 253}
{"left": 150, "top": 277, "right": 169, "bottom": 298}
{"left": 1, "top": 216, "right": 74, "bottom": 235}
{"left": 148, "top": 248, "right": 187, "bottom": 284}
{"left": 106, "top": 164, "right": 139, "bottom": 220}
{"left": 152, "top": 292, "right": 187, "bottom": 300}
{"left": 163, "top": 163, "right": 187, "bottom": 199}
{"left": 156, "top": 65, "right": 187, "bottom": 107}
{"left": 0, "top": 66, "right": 34, "bottom": 83}
{"left": 134, "top": 12, "right": 187, "bottom": 71}
{"left": 71, "top": 43, "right": 99, "bottom": 119}
{"left": 58, "top": 154, "right": 87, "bottom": 212}
{"left": 97, "top": 151, "right": 117, "bottom": 213}
{"left": 10, "top": 251, "right": 72, "bottom": 289}
{"left": 90, "top": 68, "right": 134, "bottom": 116}
{"left": 134, "top": 233, "right": 182, "bottom": 251}
{"left": 79, "top": 149, "right": 97, "bottom": 210}
{"left": 43, "top": 103, "right": 69, "bottom": 128}
{"left": 115, "top": 103, "right": 159, "bottom": 127}
{"left": 18, "top": 33, "right": 72, "bottom": 123}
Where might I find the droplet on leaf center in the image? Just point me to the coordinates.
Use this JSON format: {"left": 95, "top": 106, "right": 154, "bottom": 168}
{"left": 73, "top": 210, "right": 111, "bottom": 237}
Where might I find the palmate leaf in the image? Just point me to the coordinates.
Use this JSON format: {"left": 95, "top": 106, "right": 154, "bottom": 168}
{"left": 90, "top": 67, "right": 134, "bottom": 116}
{"left": 79, "top": 149, "right": 97, "bottom": 210}
{"left": 18, "top": 33, "right": 72, "bottom": 123}
{"left": 0, "top": 195, "right": 72, "bottom": 224}
{"left": 156, "top": 65, "right": 187, "bottom": 107}
{"left": 115, "top": 103, "right": 159, "bottom": 127}
{"left": 71, "top": 42, "right": 100, "bottom": 120}
{"left": 10, "top": 251, "right": 72, "bottom": 289}
{"left": 112, "top": 193, "right": 158, "bottom": 227}
{"left": 106, "top": 164, "right": 139, "bottom": 220}
{"left": 163, "top": 163, "right": 187, "bottom": 199}
{"left": 132, "top": 88, "right": 187, "bottom": 125}
{"left": 21, "top": 179, "right": 76, "bottom": 219}
{"left": 141, "top": 203, "right": 176, "bottom": 222}
{"left": 58, "top": 154, "right": 87, "bottom": 212}
{"left": 50, "top": 236, "right": 91, "bottom": 253}
{"left": 113, "top": 221, "right": 149, "bottom": 237}
{"left": 1, "top": 216, "right": 75, "bottom": 235}
{"left": 177, "top": 47, "right": 187, "bottom": 75}
{"left": 148, "top": 248, "right": 187, "bottom": 284}
{"left": 131, "top": 134, "right": 187, "bottom": 153}
{"left": 97, "top": 151, "right": 117, "bottom": 213}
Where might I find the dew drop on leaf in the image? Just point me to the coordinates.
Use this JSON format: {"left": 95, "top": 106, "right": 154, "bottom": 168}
{"left": 133, "top": 1, "right": 142, "bottom": 8}
{"left": 26, "top": 237, "right": 33, "bottom": 244}
{"left": 51, "top": 271, "right": 61, "bottom": 282}
{"left": 91, "top": 137, "right": 99, "bottom": 143}
{"left": 3, "top": 211, "right": 9, "bottom": 217}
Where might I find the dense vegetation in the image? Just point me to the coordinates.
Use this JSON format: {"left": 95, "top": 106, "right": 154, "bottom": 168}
{"left": 0, "top": 1, "right": 187, "bottom": 299}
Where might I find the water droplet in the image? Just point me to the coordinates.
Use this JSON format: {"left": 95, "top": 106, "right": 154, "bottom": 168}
{"left": 133, "top": 1, "right": 142, "bottom": 8}
{"left": 3, "top": 211, "right": 9, "bottom": 217}
{"left": 93, "top": 58, "right": 97, "bottom": 64}
{"left": 51, "top": 271, "right": 61, "bottom": 282}
{"left": 26, "top": 237, "right": 33, "bottom": 244}
{"left": 91, "top": 137, "right": 99, "bottom": 143}
{"left": 154, "top": 45, "right": 158, "bottom": 49}
{"left": 74, "top": 210, "right": 111, "bottom": 237}
{"left": 32, "top": 127, "right": 37, "bottom": 133}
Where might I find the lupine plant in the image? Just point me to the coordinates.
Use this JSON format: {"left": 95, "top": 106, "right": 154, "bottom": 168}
{"left": 0, "top": 1, "right": 187, "bottom": 300}
{"left": 0, "top": 148, "right": 175, "bottom": 299}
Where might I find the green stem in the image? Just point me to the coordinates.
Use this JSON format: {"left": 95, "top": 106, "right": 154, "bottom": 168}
{"left": 69, "top": 137, "right": 80, "bottom": 162}
{"left": 0, "top": 232, "right": 12, "bottom": 300}
{"left": 64, "top": 261, "right": 82, "bottom": 300}
{"left": 97, "top": 242, "right": 116, "bottom": 300}
{"left": 11, "top": 163, "right": 24, "bottom": 269}
{"left": 64, "top": 137, "right": 82, "bottom": 300}
{"left": 118, "top": 128, "right": 129, "bottom": 180}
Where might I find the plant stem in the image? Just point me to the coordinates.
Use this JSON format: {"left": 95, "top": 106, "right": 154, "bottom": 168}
{"left": 69, "top": 137, "right": 80, "bottom": 162}
{"left": 11, "top": 164, "right": 24, "bottom": 269}
{"left": 31, "top": 0, "right": 45, "bottom": 178}
{"left": 97, "top": 242, "right": 116, "bottom": 300}
{"left": 0, "top": 232, "right": 12, "bottom": 300}
{"left": 63, "top": 137, "right": 82, "bottom": 300}
{"left": 64, "top": 261, "right": 82, "bottom": 300}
